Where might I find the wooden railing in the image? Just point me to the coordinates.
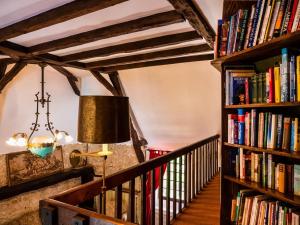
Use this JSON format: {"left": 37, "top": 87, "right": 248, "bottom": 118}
{"left": 40, "top": 134, "right": 220, "bottom": 225}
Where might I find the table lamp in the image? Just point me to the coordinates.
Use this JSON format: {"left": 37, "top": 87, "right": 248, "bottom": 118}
{"left": 71, "top": 95, "right": 130, "bottom": 193}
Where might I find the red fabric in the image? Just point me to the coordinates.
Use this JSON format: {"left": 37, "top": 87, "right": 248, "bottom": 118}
{"left": 145, "top": 149, "right": 168, "bottom": 225}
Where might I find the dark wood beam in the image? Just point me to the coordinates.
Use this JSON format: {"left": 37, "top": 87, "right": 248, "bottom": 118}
{"left": 0, "top": 62, "right": 27, "bottom": 93}
{"left": 86, "top": 44, "right": 212, "bottom": 68}
{"left": 29, "top": 11, "right": 185, "bottom": 55}
{"left": 167, "top": 0, "right": 215, "bottom": 47}
{"left": 99, "top": 54, "right": 214, "bottom": 72}
{"left": 0, "top": 0, "right": 128, "bottom": 42}
{"left": 90, "top": 70, "right": 118, "bottom": 96}
{"left": 51, "top": 65, "right": 80, "bottom": 96}
{"left": 61, "top": 31, "right": 201, "bottom": 62}
{"left": 0, "top": 41, "right": 87, "bottom": 70}
{"left": 108, "top": 71, "right": 145, "bottom": 163}
{"left": 0, "top": 63, "right": 7, "bottom": 80}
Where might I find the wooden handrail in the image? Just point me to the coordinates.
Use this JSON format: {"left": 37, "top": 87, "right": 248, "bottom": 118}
{"left": 40, "top": 134, "right": 220, "bottom": 225}
{"left": 52, "top": 134, "right": 219, "bottom": 205}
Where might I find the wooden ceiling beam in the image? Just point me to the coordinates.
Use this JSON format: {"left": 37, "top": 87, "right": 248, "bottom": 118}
{"left": 61, "top": 31, "right": 201, "bottom": 62}
{"left": 0, "top": 63, "right": 7, "bottom": 80}
{"left": 90, "top": 70, "right": 118, "bottom": 96}
{"left": 0, "top": 41, "right": 87, "bottom": 70}
{"left": 0, "top": 62, "right": 27, "bottom": 93}
{"left": 167, "top": 0, "right": 215, "bottom": 47}
{"left": 29, "top": 11, "right": 185, "bottom": 55}
{"left": 86, "top": 44, "right": 212, "bottom": 68}
{"left": 51, "top": 65, "right": 80, "bottom": 96}
{"left": 99, "top": 54, "right": 214, "bottom": 72}
{"left": 108, "top": 71, "right": 146, "bottom": 162}
{"left": 0, "top": 0, "right": 128, "bottom": 42}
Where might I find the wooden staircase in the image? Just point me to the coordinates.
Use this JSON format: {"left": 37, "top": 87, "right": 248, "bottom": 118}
{"left": 172, "top": 174, "right": 220, "bottom": 225}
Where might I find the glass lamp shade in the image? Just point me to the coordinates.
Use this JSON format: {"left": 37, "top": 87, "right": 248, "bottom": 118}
{"left": 28, "top": 136, "right": 56, "bottom": 158}
{"left": 77, "top": 96, "right": 130, "bottom": 144}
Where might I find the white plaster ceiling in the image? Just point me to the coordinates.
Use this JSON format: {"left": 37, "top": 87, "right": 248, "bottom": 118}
{"left": 0, "top": 0, "right": 222, "bottom": 64}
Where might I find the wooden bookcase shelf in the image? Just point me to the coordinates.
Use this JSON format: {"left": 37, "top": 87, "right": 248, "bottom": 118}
{"left": 224, "top": 102, "right": 300, "bottom": 109}
{"left": 224, "top": 142, "right": 300, "bottom": 160}
{"left": 224, "top": 175, "right": 300, "bottom": 207}
{"left": 217, "top": 2, "right": 300, "bottom": 222}
{"left": 211, "top": 30, "right": 300, "bottom": 72}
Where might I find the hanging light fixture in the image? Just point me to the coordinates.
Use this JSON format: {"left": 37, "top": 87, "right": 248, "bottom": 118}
{"left": 6, "top": 64, "right": 73, "bottom": 158}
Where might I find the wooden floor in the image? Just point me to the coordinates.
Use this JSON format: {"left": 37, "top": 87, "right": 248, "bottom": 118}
{"left": 172, "top": 175, "right": 220, "bottom": 225}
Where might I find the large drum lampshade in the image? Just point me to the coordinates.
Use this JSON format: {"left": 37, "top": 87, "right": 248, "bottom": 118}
{"left": 77, "top": 96, "right": 130, "bottom": 144}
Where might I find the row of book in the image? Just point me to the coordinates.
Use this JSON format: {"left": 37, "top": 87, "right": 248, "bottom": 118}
{"left": 228, "top": 109, "right": 300, "bottom": 151}
{"left": 231, "top": 149, "right": 300, "bottom": 195}
{"left": 225, "top": 50, "right": 300, "bottom": 105}
{"left": 217, "top": 0, "right": 300, "bottom": 57}
{"left": 231, "top": 190, "right": 300, "bottom": 225}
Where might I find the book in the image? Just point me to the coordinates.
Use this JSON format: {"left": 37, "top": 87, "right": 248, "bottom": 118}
{"left": 273, "top": 0, "right": 288, "bottom": 37}
{"left": 249, "top": 0, "right": 264, "bottom": 47}
{"left": 244, "top": 4, "right": 256, "bottom": 49}
{"left": 254, "top": 0, "right": 268, "bottom": 46}
{"left": 238, "top": 109, "right": 246, "bottom": 145}
{"left": 259, "top": 0, "right": 273, "bottom": 44}
{"left": 231, "top": 199, "right": 237, "bottom": 221}
{"left": 297, "top": 56, "right": 300, "bottom": 102}
{"left": 281, "top": 48, "right": 290, "bottom": 102}
{"left": 277, "top": 114, "right": 284, "bottom": 149}
{"left": 282, "top": 117, "right": 291, "bottom": 150}
{"left": 237, "top": 9, "right": 249, "bottom": 52}
{"left": 274, "top": 63, "right": 281, "bottom": 103}
{"left": 294, "top": 164, "right": 300, "bottom": 196}
{"left": 251, "top": 109, "right": 257, "bottom": 146}
{"left": 220, "top": 21, "right": 230, "bottom": 56}
{"left": 290, "top": 55, "right": 296, "bottom": 102}
{"left": 288, "top": 0, "right": 300, "bottom": 32}
{"left": 267, "top": 0, "right": 282, "bottom": 40}
{"left": 292, "top": 1, "right": 300, "bottom": 32}
{"left": 278, "top": 163, "right": 286, "bottom": 193}
{"left": 280, "top": 0, "right": 294, "bottom": 35}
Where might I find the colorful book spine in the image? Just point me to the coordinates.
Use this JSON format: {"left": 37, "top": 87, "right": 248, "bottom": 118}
{"left": 281, "top": 48, "right": 289, "bottom": 102}
{"left": 290, "top": 55, "right": 296, "bottom": 102}
{"left": 220, "top": 21, "right": 229, "bottom": 56}
{"left": 258, "top": 112, "right": 265, "bottom": 148}
{"left": 252, "top": 75, "right": 258, "bottom": 103}
{"left": 273, "top": 0, "right": 288, "bottom": 37}
{"left": 237, "top": 9, "right": 249, "bottom": 51}
{"left": 294, "top": 164, "right": 300, "bottom": 196}
{"left": 233, "top": 9, "right": 243, "bottom": 53}
{"left": 282, "top": 117, "right": 291, "bottom": 150}
{"left": 253, "top": 0, "right": 267, "bottom": 46}
{"left": 278, "top": 163, "right": 286, "bottom": 193}
{"left": 251, "top": 109, "right": 257, "bottom": 147}
{"left": 264, "top": 0, "right": 276, "bottom": 42}
{"left": 297, "top": 56, "right": 300, "bottom": 102}
{"left": 292, "top": 1, "right": 300, "bottom": 32}
{"left": 245, "top": 78, "right": 250, "bottom": 104}
{"left": 280, "top": 0, "right": 293, "bottom": 35}
{"left": 291, "top": 119, "right": 295, "bottom": 151}
{"left": 295, "top": 118, "right": 300, "bottom": 151}
{"left": 238, "top": 109, "right": 245, "bottom": 145}
{"left": 249, "top": 0, "right": 263, "bottom": 47}
{"left": 288, "top": 0, "right": 300, "bottom": 32}
{"left": 274, "top": 64, "right": 281, "bottom": 103}
{"left": 267, "top": 0, "right": 282, "bottom": 40}
{"left": 276, "top": 114, "right": 283, "bottom": 149}
{"left": 244, "top": 4, "right": 256, "bottom": 49}
{"left": 259, "top": 0, "right": 273, "bottom": 44}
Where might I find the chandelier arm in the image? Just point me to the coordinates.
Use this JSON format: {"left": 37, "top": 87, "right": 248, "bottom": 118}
{"left": 28, "top": 93, "right": 40, "bottom": 143}
{"left": 45, "top": 93, "right": 55, "bottom": 137}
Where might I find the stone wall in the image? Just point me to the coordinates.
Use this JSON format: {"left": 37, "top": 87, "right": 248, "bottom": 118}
{"left": 0, "top": 143, "right": 139, "bottom": 225}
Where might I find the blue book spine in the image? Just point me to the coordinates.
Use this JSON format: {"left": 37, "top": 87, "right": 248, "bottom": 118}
{"left": 227, "top": 16, "right": 234, "bottom": 54}
{"left": 291, "top": 119, "right": 295, "bottom": 151}
{"left": 230, "top": 75, "right": 233, "bottom": 105}
{"left": 277, "top": 114, "right": 283, "bottom": 149}
{"left": 238, "top": 109, "right": 245, "bottom": 145}
{"left": 248, "top": 0, "right": 262, "bottom": 47}
{"left": 290, "top": 55, "right": 296, "bottom": 102}
{"left": 281, "top": 48, "right": 289, "bottom": 102}
{"left": 267, "top": 112, "right": 272, "bottom": 148}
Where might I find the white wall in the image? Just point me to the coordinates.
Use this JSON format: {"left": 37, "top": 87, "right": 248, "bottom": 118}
{"left": 0, "top": 61, "right": 220, "bottom": 154}
{"left": 0, "top": 64, "right": 80, "bottom": 153}
{"left": 119, "top": 60, "right": 221, "bottom": 150}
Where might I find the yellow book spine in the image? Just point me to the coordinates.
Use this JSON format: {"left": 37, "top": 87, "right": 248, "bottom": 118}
{"left": 297, "top": 56, "right": 300, "bottom": 102}
{"left": 274, "top": 66, "right": 281, "bottom": 103}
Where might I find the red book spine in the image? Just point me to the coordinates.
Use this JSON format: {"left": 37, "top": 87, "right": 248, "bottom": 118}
{"left": 269, "top": 67, "right": 274, "bottom": 103}
{"left": 245, "top": 78, "right": 250, "bottom": 104}
{"left": 288, "top": 0, "right": 299, "bottom": 32}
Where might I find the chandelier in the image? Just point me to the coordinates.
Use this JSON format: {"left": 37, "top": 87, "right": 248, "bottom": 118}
{"left": 6, "top": 64, "right": 73, "bottom": 157}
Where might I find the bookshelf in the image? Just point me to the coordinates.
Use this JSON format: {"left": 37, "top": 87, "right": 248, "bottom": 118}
{"left": 214, "top": 0, "right": 300, "bottom": 224}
